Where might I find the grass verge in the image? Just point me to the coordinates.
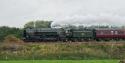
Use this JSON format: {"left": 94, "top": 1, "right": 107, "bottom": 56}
{"left": 0, "top": 60, "right": 119, "bottom": 63}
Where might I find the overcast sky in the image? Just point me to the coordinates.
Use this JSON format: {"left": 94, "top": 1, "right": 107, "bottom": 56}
{"left": 0, "top": 0, "right": 125, "bottom": 28}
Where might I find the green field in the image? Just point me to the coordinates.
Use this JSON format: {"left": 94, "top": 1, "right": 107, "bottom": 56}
{"left": 0, "top": 60, "right": 119, "bottom": 63}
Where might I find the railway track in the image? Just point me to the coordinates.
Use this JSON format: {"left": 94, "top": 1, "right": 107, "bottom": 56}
{"left": 25, "top": 41, "right": 125, "bottom": 46}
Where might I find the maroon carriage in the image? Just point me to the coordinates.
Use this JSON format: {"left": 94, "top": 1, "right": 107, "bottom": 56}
{"left": 95, "top": 28, "right": 125, "bottom": 40}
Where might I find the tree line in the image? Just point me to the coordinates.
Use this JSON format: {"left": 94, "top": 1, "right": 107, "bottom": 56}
{"left": 0, "top": 20, "right": 52, "bottom": 42}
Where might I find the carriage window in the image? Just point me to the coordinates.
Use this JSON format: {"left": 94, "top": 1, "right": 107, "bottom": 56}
{"left": 115, "top": 31, "right": 118, "bottom": 34}
{"left": 100, "top": 32, "right": 103, "bottom": 35}
{"left": 111, "top": 31, "right": 114, "bottom": 35}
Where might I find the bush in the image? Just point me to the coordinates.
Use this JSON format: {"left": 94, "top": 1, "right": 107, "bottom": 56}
{"left": 3, "top": 35, "right": 23, "bottom": 44}
{"left": 1, "top": 35, "right": 24, "bottom": 51}
{"left": 0, "top": 26, "right": 23, "bottom": 42}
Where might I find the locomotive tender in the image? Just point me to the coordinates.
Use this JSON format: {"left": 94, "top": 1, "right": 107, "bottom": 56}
{"left": 23, "top": 28, "right": 125, "bottom": 42}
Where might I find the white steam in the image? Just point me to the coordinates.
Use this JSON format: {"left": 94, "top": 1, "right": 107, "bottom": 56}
{"left": 51, "top": 14, "right": 125, "bottom": 28}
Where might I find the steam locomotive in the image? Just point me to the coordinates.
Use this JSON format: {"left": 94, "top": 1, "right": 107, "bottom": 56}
{"left": 23, "top": 28, "right": 125, "bottom": 42}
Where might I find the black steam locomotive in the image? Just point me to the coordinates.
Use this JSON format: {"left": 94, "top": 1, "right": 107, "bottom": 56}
{"left": 23, "top": 28, "right": 125, "bottom": 42}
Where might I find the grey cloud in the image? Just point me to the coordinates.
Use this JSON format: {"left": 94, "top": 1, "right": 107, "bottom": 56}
{"left": 0, "top": 0, "right": 125, "bottom": 27}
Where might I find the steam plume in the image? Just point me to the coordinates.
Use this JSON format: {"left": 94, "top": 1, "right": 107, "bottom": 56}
{"left": 51, "top": 14, "right": 125, "bottom": 28}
